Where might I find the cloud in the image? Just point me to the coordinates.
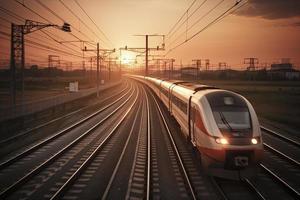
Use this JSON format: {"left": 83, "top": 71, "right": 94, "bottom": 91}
{"left": 235, "top": 0, "right": 300, "bottom": 20}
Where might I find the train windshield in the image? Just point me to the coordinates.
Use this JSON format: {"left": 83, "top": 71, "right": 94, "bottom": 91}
{"left": 212, "top": 107, "right": 251, "bottom": 131}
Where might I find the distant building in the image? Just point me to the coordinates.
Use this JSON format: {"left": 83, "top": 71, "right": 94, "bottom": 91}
{"left": 270, "top": 63, "right": 293, "bottom": 71}
{"left": 181, "top": 67, "right": 198, "bottom": 76}
{"left": 268, "top": 63, "right": 299, "bottom": 80}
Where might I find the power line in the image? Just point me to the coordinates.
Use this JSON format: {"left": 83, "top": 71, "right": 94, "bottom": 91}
{"left": 0, "top": 6, "right": 23, "bottom": 21}
{"left": 168, "top": 0, "right": 225, "bottom": 49}
{"left": 2, "top": 2, "right": 96, "bottom": 57}
{"left": 3, "top": 1, "right": 106, "bottom": 56}
{"left": 74, "top": 0, "right": 114, "bottom": 47}
{"left": 35, "top": 0, "right": 65, "bottom": 22}
{"left": 167, "top": 0, "right": 197, "bottom": 37}
{"left": 14, "top": 0, "right": 83, "bottom": 42}
{"left": 59, "top": 0, "right": 108, "bottom": 46}
{"left": 34, "top": 0, "right": 103, "bottom": 47}
{"left": 165, "top": 0, "right": 242, "bottom": 55}
{"left": 167, "top": 0, "right": 208, "bottom": 41}
{"left": 0, "top": 10, "right": 86, "bottom": 56}
{"left": 0, "top": 33, "right": 83, "bottom": 58}
{"left": 211, "top": 0, "right": 248, "bottom": 25}
{"left": 31, "top": 0, "right": 95, "bottom": 43}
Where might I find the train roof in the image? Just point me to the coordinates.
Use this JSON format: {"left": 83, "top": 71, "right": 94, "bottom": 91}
{"left": 176, "top": 82, "right": 219, "bottom": 93}
{"left": 145, "top": 77, "right": 219, "bottom": 94}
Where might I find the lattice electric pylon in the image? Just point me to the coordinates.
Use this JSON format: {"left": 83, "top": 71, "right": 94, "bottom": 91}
{"left": 10, "top": 20, "right": 71, "bottom": 106}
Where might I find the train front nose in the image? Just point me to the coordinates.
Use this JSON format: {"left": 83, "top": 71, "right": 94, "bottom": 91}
{"left": 224, "top": 150, "right": 253, "bottom": 170}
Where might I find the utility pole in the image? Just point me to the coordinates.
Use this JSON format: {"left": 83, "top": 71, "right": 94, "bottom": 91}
{"left": 48, "top": 55, "right": 60, "bottom": 77}
{"left": 164, "top": 61, "right": 167, "bottom": 78}
{"left": 106, "top": 57, "right": 118, "bottom": 81}
{"left": 10, "top": 20, "right": 71, "bottom": 107}
{"left": 152, "top": 58, "right": 174, "bottom": 79}
{"left": 83, "top": 44, "right": 115, "bottom": 97}
{"left": 205, "top": 59, "right": 210, "bottom": 71}
{"left": 218, "top": 62, "right": 227, "bottom": 70}
{"left": 170, "top": 59, "right": 175, "bottom": 79}
{"left": 83, "top": 43, "right": 100, "bottom": 97}
{"left": 132, "top": 34, "right": 165, "bottom": 76}
{"left": 146, "top": 35, "right": 148, "bottom": 76}
{"left": 156, "top": 59, "right": 160, "bottom": 77}
{"left": 97, "top": 43, "right": 100, "bottom": 97}
{"left": 192, "top": 59, "right": 201, "bottom": 79}
{"left": 104, "top": 53, "right": 116, "bottom": 81}
{"left": 90, "top": 57, "right": 93, "bottom": 83}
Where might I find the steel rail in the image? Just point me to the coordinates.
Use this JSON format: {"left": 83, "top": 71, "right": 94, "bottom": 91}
{"left": 261, "top": 126, "right": 300, "bottom": 148}
{"left": 101, "top": 87, "right": 143, "bottom": 200}
{"left": 244, "top": 178, "right": 267, "bottom": 200}
{"left": 263, "top": 143, "right": 300, "bottom": 167}
{"left": 145, "top": 86, "right": 151, "bottom": 200}
{"left": 50, "top": 85, "right": 140, "bottom": 200}
{"left": 124, "top": 87, "right": 149, "bottom": 200}
{"left": 0, "top": 85, "right": 136, "bottom": 198}
{"left": 260, "top": 163, "right": 300, "bottom": 198}
{"left": 210, "top": 177, "right": 229, "bottom": 200}
{"left": 149, "top": 89, "right": 197, "bottom": 200}
{"left": 0, "top": 83, "right": 133, "bottom": 170}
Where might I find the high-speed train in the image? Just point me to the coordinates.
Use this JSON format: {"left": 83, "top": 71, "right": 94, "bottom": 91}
{"left": 135, "top": 76, "right": 263, "bottom": 180}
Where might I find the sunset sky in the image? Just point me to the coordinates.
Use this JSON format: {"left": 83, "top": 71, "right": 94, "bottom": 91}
{"left": 0, "top": 0, "right": 299, "bottom": 70}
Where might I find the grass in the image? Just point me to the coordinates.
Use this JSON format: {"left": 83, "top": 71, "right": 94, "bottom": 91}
{"left": 197, "top": 80, "right": 300, "bottom": 131}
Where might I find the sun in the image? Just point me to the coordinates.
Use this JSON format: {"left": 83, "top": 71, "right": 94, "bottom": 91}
{"left": 121, "top": 52, "right": 135, "bottom": 65}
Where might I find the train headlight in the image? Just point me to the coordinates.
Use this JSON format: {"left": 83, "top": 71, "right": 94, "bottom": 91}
{"left": 251, "top": 138, "right": 258, "bottom": 144}
{"left": 215, "top": 137, "right": 228, "bottom": 145}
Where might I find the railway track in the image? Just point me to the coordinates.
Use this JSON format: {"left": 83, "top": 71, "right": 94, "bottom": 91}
{"left": 235, "top": 127, "right": 300, "bottom": 200}
{"left": 95, "top": 85, "right": 150, "bottom": 200}
{"left": 0, "top": 83, "right": 137, "bottom": 199}
{"left": 0, "top": 82, "right": 132, "bottom": 170}
{"left": 260, "top": 126, "right": 300, "bottom": 148}
{"left": 0, "top": 81, "right": 129, "bottom": 146}
{"left": 1, "top": 79, "right": 299, "bottom": 199}
{"left": 149, "top": 90, "right": 197, "bottom": 199}
{"left": 211, "top": 177, "right": 265, "bottom": 200}
{"left": 123, "top": 87, "right": 150, "bottom": 199}
{"left": 143, "top": 79, "right": 300, "bottom": 200}
{"left": 210, "top": 127, "right": 300, "bottom": 200}
{"left": 49, "top": 85, "right": 140, "bottom": 200}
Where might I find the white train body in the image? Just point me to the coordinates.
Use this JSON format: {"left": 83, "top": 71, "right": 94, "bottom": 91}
{"left": 140, "top": 76, "right": 264, "bottom": 179}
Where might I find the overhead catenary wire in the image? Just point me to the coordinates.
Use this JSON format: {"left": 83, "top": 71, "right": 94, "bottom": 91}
{"left": 166, "top": 0, "right": 197, "bottom": 37}
{"left": 0, "top": 33, "right": 83, "bottom": 58}
{"left": 167, "top": 0, "right": 208, "bottom": 41}
{"left": 168, "top": 0, "right": 225, "bottom": 49}
{"left": 31, "top": 1, "right": 99, "bottom": 50}
{"left": 14, "top": 0, "right": 84, "bottom": 42}
{"left": 0, "top": 3, "right": 97, "bottom": 59}
{"left": 74, "top": 0, "right": 114, "bottom": 48}
{"left": 211, "top": 0, "right": 248, "bottom": 26}
{"left": 165, "top": 0, "right": 242, "bottom": 56}
{"left": 0, "top": 11, "right": 86, "bottom": 56}
{"left": 31, "top": 0, "right": 96, "bottom": 43}
{"left": 34, "top": 0, "right": 102, "bottom": 50}
{"left": 0, "top": 6, "right": 23, "bottom": 21}
{"left": 59, "top": 0, "right": 109, "bottom": 47}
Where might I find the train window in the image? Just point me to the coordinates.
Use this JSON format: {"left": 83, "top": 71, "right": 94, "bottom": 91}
{"left": 160, "top": 87, "right": 168, "bottom": 97}
{"left": 212, "top": 107, "right": 251, "bottom": 131}
{"left": 224, "top": 97, "right": 234, "bottom": 105}
{"left": 171, "top": 93, "right": 187, "bottom": 114}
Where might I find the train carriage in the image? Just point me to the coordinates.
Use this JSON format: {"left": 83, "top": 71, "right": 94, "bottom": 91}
{"left": 136, "top": 75, "right": 263, "bottom": 180}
